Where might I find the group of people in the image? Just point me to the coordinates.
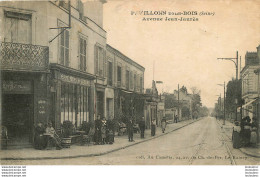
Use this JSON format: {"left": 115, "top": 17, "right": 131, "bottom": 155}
{"left": 126, "top": 117, "right": 168, "bottom": 142}
{"left": 34, "top": 122, "right": 62, "bottom": 150}
{"left": 232, "top": 116, "right": 258, "bottom": 149}
{"left": 93, "top": 115, "right": 114, "bottom": 145}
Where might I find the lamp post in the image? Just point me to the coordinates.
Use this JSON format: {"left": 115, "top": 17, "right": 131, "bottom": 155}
{"left": 218, "top": 82, "right": 226, "bottom": 125}
{"left": 217, "top": 51, "right": 239, "bottom": 80}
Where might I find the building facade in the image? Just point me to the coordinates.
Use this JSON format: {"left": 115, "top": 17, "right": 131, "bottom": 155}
{"left": 0, "top": 0, "right": 107, "bottom": 146}
{"left": 106, "top": 44, "right": 145, "bottom": 124}
{"left": 241, "top": 49, "right": 259, "bottom": 119}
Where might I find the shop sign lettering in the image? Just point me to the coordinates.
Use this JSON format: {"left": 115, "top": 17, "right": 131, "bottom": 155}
{"left": 3, "top": 80, "right": 32, "bottom": 93}
{"left": 38, "top": 100, "right": 46, "bottom": 114}
{"left": 60, "top": 74, "right": 90, "bottom": 86}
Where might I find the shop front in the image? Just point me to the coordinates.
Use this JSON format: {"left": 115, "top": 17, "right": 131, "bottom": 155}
{"left": 50, "top": 64, "right": 95, "bottom": 131}
{"left": 1, "top": 72, "right": 49, "bottom": 147}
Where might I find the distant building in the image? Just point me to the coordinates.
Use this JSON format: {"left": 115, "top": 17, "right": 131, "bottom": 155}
{"left": 106, "top": 44, "right": 145, "bottom": 123}
{"left": 144, "top": 81, "right": 159, "bottom": 128}
{"left": 241, "top": 45, "right": 260, "bottom": 119}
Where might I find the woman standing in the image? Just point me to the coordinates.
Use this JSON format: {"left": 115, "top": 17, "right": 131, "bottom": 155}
{"left": 232, "top": 121, "right": 241, "bottom": 149}
{"left": 151, "top": 119, "right": 156, "bottom": 136}
{"left": 250, "top": 117, "right": 258, "bottom": 147}
{"left": 34, "top": 122, "right": 46, "bottom": 150}
{"left": 161, "top": 118, "right": 167, "bottom": 133}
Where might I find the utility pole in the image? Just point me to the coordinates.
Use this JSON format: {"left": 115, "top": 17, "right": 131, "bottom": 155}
{"left": 224, "top": 81, "right": 226, "bottom": 125}
{"left": 217, "top": 51, "right": 238, "bottom": 80}
{"left": 217, "top": 51, "right": 238, "bottom": 124}
{"left": 218, "top": 83, "right": 225, "bottom": 125}
{"left": 178, "top": 84, "right": 180, "bottom": 120}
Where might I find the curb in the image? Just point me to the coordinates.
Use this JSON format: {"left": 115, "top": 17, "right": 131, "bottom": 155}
{"left": 1, "top": 118, "right": 203, "bottom": 161}
{"left": 239, "top": 148, "right": 260, "bottom": 158}
{"left": 216, "top": 120, "right": 260, "bottom": 159}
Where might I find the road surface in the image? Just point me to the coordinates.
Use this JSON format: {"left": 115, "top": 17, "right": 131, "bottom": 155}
{"left": 2, "top": 117, "right": 259, "bottom": 165}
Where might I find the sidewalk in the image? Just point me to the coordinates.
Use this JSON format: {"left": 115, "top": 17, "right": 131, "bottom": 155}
{"left": 216, "top": 119, "right": 260, "bottom": 158}
{"left": 0, "top": 118, "right": 202, "bottom": 161}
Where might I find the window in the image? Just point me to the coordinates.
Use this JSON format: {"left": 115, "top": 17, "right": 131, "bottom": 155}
{"left": 4, "top": 11, "right": 32, "bottom": 44}
{"left": 108, "top": 61, "right": 113, "bottom": 86}
{"left": 134, "top": 74, "right": 137, "bottom": 91}
{"left": 140, "top": 77, "right": 143, "bottom": 93}
{"left": 60, "top": 28, "right": 69, "bottom": 67}
{"left": 94, "top": 45, "right": 105, "bottom": 77}
{"left": 130, "top": 71, "right": 133, "bottom": 89}
{"left": 117, "top": 65, "right": 122, "bottom": 86}
{"left": 79, "top": 37, "right": 87, "bottom": 71}
{"left": 126, "top": 70, "right": 130, "bottom": 90}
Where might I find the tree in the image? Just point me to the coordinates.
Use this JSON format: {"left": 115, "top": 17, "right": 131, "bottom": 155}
{"left": 180, "top": 85, "right": 188, "bottom": 94}
{"left": 190, "top": 87, "right": 202, "bottom": 118}
{"left": 226, "top": 79, "right": 242, "bottom": 120}
{"left": 199, "top": 106, "right": 209, "bottom": 117}
{"left": 182, "top": 106, "right": 190, "bottom": 118}
{"left": 164, "top": 93, "right": 178, "bottom": 109}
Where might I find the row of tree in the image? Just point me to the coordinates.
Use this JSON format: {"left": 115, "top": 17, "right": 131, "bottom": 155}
{"left": 213, "top": 78, "right": 243, "bottom": 121}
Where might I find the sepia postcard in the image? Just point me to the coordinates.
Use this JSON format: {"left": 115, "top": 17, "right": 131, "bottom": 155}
{"left": 0, "top": 0, "right": 259, "bottom": 168}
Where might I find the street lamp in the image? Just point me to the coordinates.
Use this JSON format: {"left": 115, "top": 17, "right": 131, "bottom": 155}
{"left": 217, "top": 51, "right": 239, "bottom": 80}
{"left": 218, "top": 82, "right": 226, "bottom": 125}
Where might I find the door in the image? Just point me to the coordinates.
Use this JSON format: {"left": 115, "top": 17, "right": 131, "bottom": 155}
{"left": 2, "top": 94, "right": 33, "bottom": 146}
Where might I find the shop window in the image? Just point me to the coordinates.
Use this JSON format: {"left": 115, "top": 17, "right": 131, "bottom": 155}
{"left": 60, "top": 83, "right": 89, "bottom": 128}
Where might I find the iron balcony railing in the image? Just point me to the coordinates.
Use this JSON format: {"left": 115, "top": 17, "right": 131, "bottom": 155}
{"left": 0, "top": 42, "right": 49, "bottom": 71}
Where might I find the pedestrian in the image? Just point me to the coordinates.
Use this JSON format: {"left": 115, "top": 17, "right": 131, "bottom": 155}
{"left": 174, "top": 115, "right": 178, "bottom": 123}
{"left": 107, "top": 129, "right": 114, "bottom": 144}
{"left": 34, "top": 122, "right": 46, "bottom": 150}
{"left": 139, "top": 117, "right": 145, "bottom": 138}
{"left": 127, "top": 119, "right": 134, "bottom": 142}
{"left": 45, "top": 122, "right": 62, "bottom": 150}
{"left": 244, "top": 116, "right": 251, "bottom": 147}
{"left": 232, "top": 121, "right": 241, "bottom": 149}
{"left": 0, "top": 125, "right": 8, "bottom": 150}
{"left": 151, "top": 119, "right": 156, "bottom": 136}
{"left": 161, "top": 117, "right": 167, "bottom": 133}
{"left": 101, "top": 118, "right": 107, "bottom": 144}
{"left": 94, "top": 115, "right": 102, "bottom": 145}
{"left": 250, "top": 117, "right": 258, "bottom": 147}
{"left": 88, "top": 124, "right": 95, "bottom": 144}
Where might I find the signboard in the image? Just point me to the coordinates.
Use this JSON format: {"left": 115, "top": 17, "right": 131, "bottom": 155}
{"left": 2, "top": 80, "right": 32, "bottom": 93}
{"left": 38, "top": 100, "right": 47, "bottom": 114}
{"left": 60, "top": 73, "right": 90, "bottom": 86}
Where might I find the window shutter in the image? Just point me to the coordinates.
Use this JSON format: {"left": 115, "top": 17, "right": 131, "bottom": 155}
{"left": 94, "top": 45, "right": 98, "bottom": 75}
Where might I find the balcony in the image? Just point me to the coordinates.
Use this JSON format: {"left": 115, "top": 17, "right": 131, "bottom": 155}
{"left": 0, "top": 42, "right": 49, "bottom": 72}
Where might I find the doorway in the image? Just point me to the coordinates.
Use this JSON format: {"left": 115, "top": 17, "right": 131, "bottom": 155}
{"left": 2, "top": 94, "right": 33, "bottom": 147}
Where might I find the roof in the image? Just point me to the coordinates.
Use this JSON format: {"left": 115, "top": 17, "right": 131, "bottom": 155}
{"left": 106, "top": 44, "right": 145, "bottom": 71}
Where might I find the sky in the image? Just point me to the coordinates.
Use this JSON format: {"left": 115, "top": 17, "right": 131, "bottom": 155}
{"left": 102, "top": 0, "right": 260, "bottom": 108}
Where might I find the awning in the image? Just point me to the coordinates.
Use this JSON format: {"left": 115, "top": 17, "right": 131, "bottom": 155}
{"left": 237, "top": 98, "right": 257, "bottom": 111}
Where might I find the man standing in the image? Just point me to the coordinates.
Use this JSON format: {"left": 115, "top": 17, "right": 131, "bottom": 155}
{"left": 94, "top": 115, "right": 102, "bottom": 145}
{"left": 174, "top": 115, "right": 178, "bottom": 123}
{"left": 139, "top": 117, "right": 145, "bottom": 138}
{"left": 127, "top": 119, "right": 134, "bottom": 142}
